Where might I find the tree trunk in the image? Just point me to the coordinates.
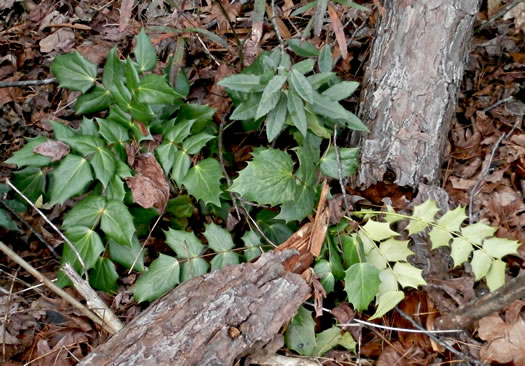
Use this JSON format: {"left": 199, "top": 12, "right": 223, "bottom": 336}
{"left": 350, "top": 0, "right": 480, "bottom": 190}
{"left": 77, "top": 250, "right": 309, "bottom": 366}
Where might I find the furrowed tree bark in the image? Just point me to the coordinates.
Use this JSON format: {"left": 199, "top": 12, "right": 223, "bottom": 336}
{"left": 78, "top": 250, "right": 310, "bottom": 366}
{"left": 350, "top": 0, "right": 480, "bottom": 190}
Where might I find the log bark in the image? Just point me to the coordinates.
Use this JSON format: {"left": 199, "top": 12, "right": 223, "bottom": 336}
{"left": 350, "top": 0, "right": 480, "bottom": 190}
{"left": 78, "top": 250, "right": 310, "bottom": 366}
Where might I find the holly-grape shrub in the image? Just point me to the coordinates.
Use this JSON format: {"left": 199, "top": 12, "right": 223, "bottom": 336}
{"left": 2, "top": 29, "right": 521, "bottom": 357}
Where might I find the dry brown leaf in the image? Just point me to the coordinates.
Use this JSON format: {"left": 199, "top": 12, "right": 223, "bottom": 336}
{"left": 119, "top": 0, "right": 134, "bottom": 32}
{"left": 327, "top": 4, "right": 347, "bottom": 60}
{"left": 478, "top": 311, "right": 525, "bottom": 364}
{"left": 33, "top": 140, "right": 70, "bottom": 162}
{"left": 125, "top": 153, "right": 169, "bottom": 213}
{"left": 265, "top": 3, "right": 292, "bottom": 39}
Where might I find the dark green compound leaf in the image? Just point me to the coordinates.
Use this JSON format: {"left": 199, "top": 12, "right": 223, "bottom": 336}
{"left": 230, "top": 148, "right": 298, "bottom": 206}
{"left": 320, "top": 146, "right": 359, "bottom": 179}
{"left": 137, "top": 74, "right": 183, "bottom": 105}
{"left": 109, "top": 237, "right": 145, "bottom": 272}
{"left": 100, "top": 200, "right": 136, "bottom": 246}
{"left": 12, "top": 167, "right": 46, "bottom": 202}
{"left": 50, "top": 52, "right": 97, "bottom": 93}
{"left": 102, "top": 46, "right": 125, "bottom": 94}
{"left": 318, "top": 44, "right": 333, "bottom": 73}
{"left": 287, "top": 39, "right": 320, "bottom": 57}
{"left": 165, "top": 228, "right": 205, "bottom": 258}
{"left": 285, "top": 306, "right": 316, "bottom": 356}
{"left": 97, "top": 118, "right": 130, "bottom": 145}
{"left": 218, "top": 74, "right": 264, "bottom": 92}
{"left": 134, "top": 28, "right": 157, "bottom": 72}
{"left": 166, "top": 195, "right": 194, "bottom": 218}
{"left": 133, "top": 254, "right": 180, "bottom": 303}
{"left": 129, "top": 100, "right": 155, "bottom": 122}
{"left": 5, "top": 137, "right": 51, "bottom": 167}
{"left": 63, "top": 194, "right": 106, "bottom": 229}
{"left": 313, "top": 260, "right": 335, "bottom": 293}
{"left": 182, "top": 158, "right": 223, "bottom": 207}
{"left": 51, "top": 120, "right": 76, "bottom": 140}
{"left": 256, "top": 74, "right": 288, "bottom": 119}
{"left": 106, "top": 175, "right": 126, "bottom": 202}
{"left": 242, "top": 230, "right": 263, "bottom": 261}
{"left": 48, "top": 155, "right": 94, "bottom": 206}
{"left": 60, "top": 135, "right": 105, "bottom": 156}
{"left": 89, "top": 147, "right": 116, "bottom": 188}
{"left": 125, "top": 57, "right": 140, "bottom": 91}
{"left": 170, "top": 150, "right": 191, "bottom": 186}
{"left": 80, "top": 117, "right": 98, "bottom": 136}
{"left": 89, "top": 257, "right": 118, "bottom": 293}
{"left": 0, "top": 209, "right": 17, "bottom": 231}
{"left": 182, "top": 133, "right": 215, "bottom": 155}
{"left": 265, "top": 93, "right": 288, "bottom": 142}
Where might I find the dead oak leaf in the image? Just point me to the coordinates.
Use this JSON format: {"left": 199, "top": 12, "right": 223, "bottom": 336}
{"left": 126, "top": 153, "right": 169, "bottom": 213}
{"left": 33, "top": 140, "right": 70, "bottom": 161}
{"left": 478, "top": 313, "right": 525, "bottom": 364}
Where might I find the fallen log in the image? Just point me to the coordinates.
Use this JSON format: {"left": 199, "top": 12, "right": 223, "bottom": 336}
{"left": 78, "top": 250, "right": 310, "bottom": 366}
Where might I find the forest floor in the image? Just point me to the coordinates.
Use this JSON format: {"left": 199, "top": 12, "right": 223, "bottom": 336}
{"left": 0, "top": 0, "right": 524, "bottom": 364}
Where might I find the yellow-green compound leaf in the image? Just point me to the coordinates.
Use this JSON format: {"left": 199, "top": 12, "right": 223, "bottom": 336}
{"left": 165, "top": 228, "right": 204, "bottom": 258}
{"left": 486, "top": 259, "right": 506, "bottom": 291}
{"left": 406, "top": 200, "right": 440, "bottom": 235}
{"left": 285, "top": 306, "right": 316, "bottom": 356}
{"left": 482, "top": 237, "right": 520, "bottom": 259}
{"left": 49, "top": 155, "right": 94, "bottom": 206}
{"left": 313, "top": 326, "right": 356, "bottom": 356}
{"left": 182, "top": 158, "right": 223, "bottom": 207}
{"left": 384, "top": 205, "right": 404, "bottom": 224}
{"left": 461, "top": 222, "right": 496, "bottom": 244}
{"left": 370, "top": 290, "right": 404, "bottom": 320}
{"left": 50, "top": 52, "right": 97, "bottom": 93}
{"left": 450, "top": 237, "right": 473, "bottom": 267}
{"left": 429, "top": 206, "right": 468, "bottom": 249}
{"left": 256, "top": 74, "right": 288, "bottom": 119}
{"left": 133, "top": 254, "right": 180, "bottom": 303}
{"left": 100, "top": 200, "right": 135, "bottom": 246}
{"left": 344, "top": 263, "right": 380, "bottom": 311}
{"left": 392, "top": 262, "right": 426, "bottom": 289}
{"left": 379, "top": 238, "right": 413, "bottom": 262}
{"left": 471, "top": 250, "right": 492, "bottom": 281}
{"left": 378, "top": 268, "right": 398, "bottom": 295}
{"left": 229, "top": 149, "right": 298, "bottom": 206}
{"left": 361, "top": 219, "right": 398, "bottom": 242}
{"left": 366, "top": 247, "right": 387, "bottom": 271}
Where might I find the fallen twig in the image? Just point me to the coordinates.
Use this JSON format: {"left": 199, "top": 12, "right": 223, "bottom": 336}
{"left": 0, "top": 78, "right": 56, "bottom": 88}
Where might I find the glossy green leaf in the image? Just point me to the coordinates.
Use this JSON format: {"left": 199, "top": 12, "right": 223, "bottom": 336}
{"left": 165, "top": 228, "right": 205, "bottom": 258}
{"left": 109, "top": 236, "right": 145, "bottom": 272}
{"left": 290, "top": 69, "right": 314, "bottom": 104}
{"left": 203, "top": 222, "right": 234, "bottom": 252}
{"left": 242, "top": 230, "right": 263, "bottom": 261}
{"left": 60, "top": 225, "right": 104, "bottom": 279}
{"left": 285, "top": 306, "right": 316, "bottom": 356}
{"left": 210, "top": 252, "right": 240, "bottom": 271}
{"left": 406, "top": 200, "right": 440, "bottom": 235}
{"left": 181, "top": 257, "right": 209, "bottom": 282}
{"left": 137, "top": 74, "right": 183, "bottom": 105}
{"left": 266, "top": 93, "right": 288, "bottom": 141}
{"left": 61, "top": 135, "right": 105, "bottom": 156}
{"left": 313, "top": 326, "right": 356, "bottom": 356}
{"left": 51, "top": 120, "right": 76, "bottom": 139}
{"left": 182, "top": 158, "right": 223, "bottom": 206}
{"left": 392, "top": 262, "right": 426, "bottom": 288}
{"left": 314, "top": 260, "right": 335, "bottom": 293}
{"left": 63, "top": 194, "right": 106, "bottom": 228}
{"left": 182, "top": 133, "right": 215, "bottom": 155}
{"left": 370, "top": 290, "right": 404, "bottom": 320}
{"left": 90, "top": 148, "right": 116, "bottom": 188}
{"left": 74, "top": 86, "right": 113, "bottom": 114}
{"left": 129, "top": 100, "right": 155, "bottom": 122}
{"left": 134, "top": 28, "right": 157, "bottom": 72}
{"left": 0, "top": 209, "right": 17, "bottom": 230}
{"left": 288, "top": 39, "right": 320, "bottom": 57}
{"left": 100, "top": 200, "right": 135, "bottom": 246}
{"left": 171, "top": 150, "right": 191, "bottom": 186}
{"left": 97, "top": 118, "right": 129, "bottom": 144}
{"left": 276, "top": 185, "right": 314, "bottom": 222}
{"left": 89, "top": 257, "right": 118, "bottom": 293}
{"left": 230, "top": 149, "right": 298, "bottom": 206}
{"left": 287, "top": 88, "right": 307, "bottom": 136}
{"left": 342, "top": 235, "right": 360, "bottom": 268}
{"left": 125, "top": 57, "right": 140, "bottom": 91}
{"left": 344, "top": 263, "right": 380, "bottom": 311}
{"left": 167, "top": 118, "right": 197, "bottom": 144}
{"left": 318, "top": 44, "right": 332, "bottom": 73}
{"left": 156, "top": 141, "right": 178, "bottom": 175}
{"left": 49, "top": 155, "right": 93, "bottom": 205}
{"left": 322, "top": 81, "right": 359, "bottom": 101}
{"left": 12, "top": 167, "right": 45, "bottom": 202}
{"left": 256, "top": 74, "right": 288, "bottom": 119}
{"left": 320, "top": 146, "right": 359, "bottom": 179}
{"left": 102, "top": 47, "right": 124, "bottom": 93}
{"left": 5, "top": 137, "right": 51, "bottom": 167}
{"left": 218, "top": 74, "right": 264, "bottom": 92}
{"left": 133, "top": 254, "right": 180, "bottom": 303}
{"left": 50, "top": 52, "right": 97, "bottom": 93}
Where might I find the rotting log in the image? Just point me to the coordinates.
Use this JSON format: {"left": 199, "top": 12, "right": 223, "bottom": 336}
{"left": 350, "top": 0, "right": 481, "bottom": 190}
{"left": 77, "top": 250, "right": 310, "bottom": 366}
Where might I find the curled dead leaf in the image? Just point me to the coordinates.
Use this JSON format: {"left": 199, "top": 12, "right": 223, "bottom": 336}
{"left": 33, "top": 140, "right": 70, "bottom": 162}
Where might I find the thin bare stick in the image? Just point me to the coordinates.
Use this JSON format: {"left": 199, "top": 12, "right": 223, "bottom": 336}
{"left": 129, "top": 214, "right": 163, "bottom": 275}
{"left": 2, "top": 270, "right": 17, "bottom": 363}
{"left": 481, "top": 95, "right": 514, "bottom": 113}
{"left": 0, "top": 78, "right": 56, "bottom": 88}
{"left": 62, "top": 263, "right": 123, "bottom": 333}
{"left": 0, "top": 241, "right": 115, "bottom": 334}
{"left": 395, "top": 306, "right": 486, "bottom": 366}
{"left": 5, "top": 179, "right": 86, "bottom": 274}
{"left": 477, "top": 0, "right": 524, "bottom": 31}
{"left": 468, "top": 116, "right": 521, "bottom": 223}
